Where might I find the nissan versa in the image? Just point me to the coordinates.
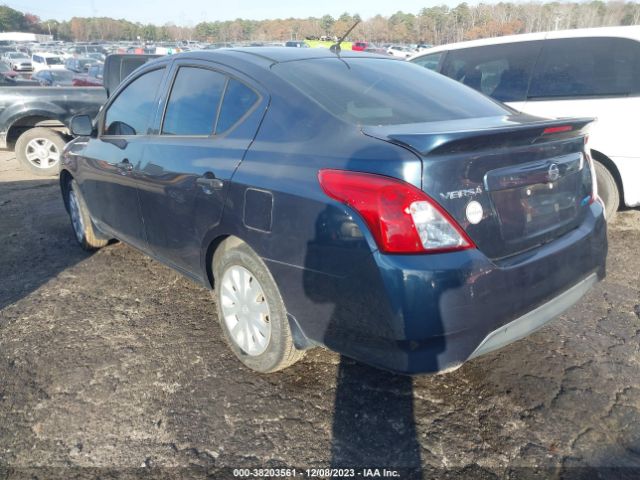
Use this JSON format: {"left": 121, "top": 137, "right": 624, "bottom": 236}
{"left": 59, "top": 48, "right": 607, "bottom": 375}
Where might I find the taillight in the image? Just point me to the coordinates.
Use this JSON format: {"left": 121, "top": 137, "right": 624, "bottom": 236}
{"left": 543, "top": 125, "right": 573, "bottom": 135}
{"left": 318, "top": 169, "right": 475, "bottom": 254}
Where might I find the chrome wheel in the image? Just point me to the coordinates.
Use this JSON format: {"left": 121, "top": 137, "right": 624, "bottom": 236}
{"left": 220, "top": 265, "right": 271, "bottom": 356}
{"left": 25, "top": 138, "right": 60, "bottom": 170}
{"left": 68, "top": 188, "right": 85, "bottom": 242}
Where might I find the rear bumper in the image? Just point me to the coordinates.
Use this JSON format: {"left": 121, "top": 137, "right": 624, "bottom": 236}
{"left": 273, "top": 202, "right": 607, "bottom": 375}
{"left": 467, "top": 272, "right": 598, "bottom": 360}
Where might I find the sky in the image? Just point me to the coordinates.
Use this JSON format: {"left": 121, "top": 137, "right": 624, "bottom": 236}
{"left": 6, "top": 0, "right": 484, "bottom": 26}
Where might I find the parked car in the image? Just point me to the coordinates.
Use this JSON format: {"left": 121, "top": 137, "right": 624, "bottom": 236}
{"left": 72, "top": 63, "right": 103, "bottom": 87}
{"left": 364, "top": 45, "right": 389, "bottom": 55}
{"left": 0, "top": 70, "right": 38, "bottom": 86}
{"left": 3, "top": 51, "right": 33, "bottom": 71}
{"left": 0, "top": 61, "right": 19, "bottom": 80}
{"left": 410, "top": 25, "right": 640, "bottom": 220}
{"left": 0, "top": 55, "right": 157, "bottom": 176}
{"left": 60, "top": 48, "right": 606, "bottom": 375}
{"left": 352, "top": 41, "right": 369, "bottom": 51}
{"left": 31, "top": 52, "right": 65, "bottom": 72}
{"left": 285, "top": 41, "right": 309, "bottom": 48}
{"left": 86, "top": 52, "right": 106, "bottom": 62}
{"left": 32, "top": 69, "right": 75, "bottom": 86}
{"left": 387, "top": 45, "right": 413, "bottom": 58}
{"left": 65, "top": 57, "right": 98, "bottom": 73}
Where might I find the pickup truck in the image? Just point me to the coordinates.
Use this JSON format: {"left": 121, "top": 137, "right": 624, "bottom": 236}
{"left": 0, "top": 54, "right": 159, "bottom": 176}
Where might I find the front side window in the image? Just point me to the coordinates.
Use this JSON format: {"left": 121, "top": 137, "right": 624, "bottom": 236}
{"left": 162, "top": 67, "right": 226, "bottom": 136}
{"left": 529, "top": 37, "right": 640, "bottom": 98}
{"left": 104, "top": 68, "right": 165, "bottom": 136}
{"left": 440, "top": 42, "right": 541, "bottom": 102}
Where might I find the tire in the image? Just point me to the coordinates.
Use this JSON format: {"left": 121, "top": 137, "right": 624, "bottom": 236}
{"left": 213, "top": 239, "right": 304, "bottom": 373}
{"left": 64, "top": 179, "right": 110, "bottom": 251}
{"left": 594, "top": 161, "right": 619, "bottom": 222}
{"left": 15, "top": 127, "right": 66, "bottom": 177}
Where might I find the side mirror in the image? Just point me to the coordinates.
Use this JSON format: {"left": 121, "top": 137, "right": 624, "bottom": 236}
{"left": 70, "top": 115, "right": 93, "bottom": 137}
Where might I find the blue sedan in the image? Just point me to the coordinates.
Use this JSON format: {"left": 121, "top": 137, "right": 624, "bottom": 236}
{"left": 60, "top": 48, "right": 607, "bottom": 375}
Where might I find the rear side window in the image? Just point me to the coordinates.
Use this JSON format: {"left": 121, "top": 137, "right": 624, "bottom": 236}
{"left": 216, "top": 79, "right": 259, "bottom": 134}
{"left": 411, "top": 52, "right": 443, "bottom": 71}
{"left": 440, "top": 42, "right": 541, "bottom": 102}
{"left": 273, "top": 58, "right": 507, "bottom": 126}
{"left": 104, "top": 68, "right": 165, "bottom": 136}
{"left": 529, "top": 37, "right": 640, "bottom": 98}
{"left": 162, "top": 67, "right": 226, "bottom": 136}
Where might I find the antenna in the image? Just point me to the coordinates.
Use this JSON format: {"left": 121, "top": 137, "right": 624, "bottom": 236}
{"left": 330, "top": 20, "right": 361, "bottom": 54}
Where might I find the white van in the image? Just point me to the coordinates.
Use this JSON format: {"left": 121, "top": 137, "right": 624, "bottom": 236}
{"left": 31, "top": 52, "right": 66, "bottom": 72}
{"left": 410, "top": 26, "right": 640, "bottom": 220}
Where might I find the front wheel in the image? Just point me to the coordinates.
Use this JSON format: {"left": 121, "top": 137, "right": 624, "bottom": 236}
{"left": 594, "top": 161, "right": 619, "bottom": 222}
{"left": 15, "top": 127, "right": 66, "bottom": 176}
{"left": 65, "top": 179, "right": 110, "bottom": 251}
{"left": 213, "top": 239, "right": 304, "bottom": 373}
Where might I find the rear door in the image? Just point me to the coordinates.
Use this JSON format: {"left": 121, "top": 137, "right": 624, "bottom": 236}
{"left": 136, "top": 60, "right": 266, "bottom": 276}
{"left": 77, "top": 66, "right": 167, "bottom": 249}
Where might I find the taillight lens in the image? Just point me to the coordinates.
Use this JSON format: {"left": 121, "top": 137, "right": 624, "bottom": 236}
{"left": 318, "top": 169, "right": 475, "bottom": 254}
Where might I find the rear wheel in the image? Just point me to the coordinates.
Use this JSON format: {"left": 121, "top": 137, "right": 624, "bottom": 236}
{"left": 213, "top": 239, "right": 304, "bottom": 373}
{"left": 65, "top": 179, "right": 109, "bottom": 250}
{"left": 15, "top": 127, "right": 66, "bottom": 177}
{"left": 594, "top": 161, "right": 619, "bottom": 222}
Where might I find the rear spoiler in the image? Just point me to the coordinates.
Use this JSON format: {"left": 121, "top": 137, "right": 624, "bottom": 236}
{"left": 363, "top": 115, "right": 594, "bottom": 156}
{"left": 103, "top": 54, "right": 162, "bottom": 97}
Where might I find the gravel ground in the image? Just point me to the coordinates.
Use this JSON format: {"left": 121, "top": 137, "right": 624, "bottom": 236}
{"left": 1, "top": 151, "right": 639, "bottom": 479}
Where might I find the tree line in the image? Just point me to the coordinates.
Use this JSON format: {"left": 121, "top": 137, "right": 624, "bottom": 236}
{"left": 1, "top": 2, "right": 639, "bottom": 45}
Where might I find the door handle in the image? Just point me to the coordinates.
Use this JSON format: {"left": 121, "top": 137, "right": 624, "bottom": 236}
{"left": 196, "top": 173, "right": 224, "bottom": 190}
{"left": 116, "top": 158, "right": 133, "bottom": 172}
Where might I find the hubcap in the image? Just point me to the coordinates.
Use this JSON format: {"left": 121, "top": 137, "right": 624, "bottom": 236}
{"left": 25, "top": 138, "right": 60, "bottom": 169}
{"left": 220, "top": 265, "right": 271, "bottom": 356}
{"left": 68, "top": 188, "right": 85, "bottom": 242}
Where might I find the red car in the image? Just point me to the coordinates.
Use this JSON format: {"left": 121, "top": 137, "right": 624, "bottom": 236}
{"left": 351, "top": 41, "right": 368, "bottom": 51}
{"left": 72, "top": 64, "right": 103, "bottom": 87}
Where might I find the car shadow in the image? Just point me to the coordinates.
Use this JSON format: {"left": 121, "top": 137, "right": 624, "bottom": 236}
{"left": 0, "top": 179, "right": 91, "bottom": 311}
{"left": 301, "top": 202, "right": 464, "bottom": 478}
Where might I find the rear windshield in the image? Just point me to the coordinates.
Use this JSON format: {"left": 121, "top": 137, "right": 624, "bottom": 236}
{"left": 273, "top": 58, "right": 507, "bottom": 126}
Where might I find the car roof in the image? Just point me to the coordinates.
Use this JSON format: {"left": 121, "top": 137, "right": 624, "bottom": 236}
{"left": 157, "top": 47, "right": 389, "bottom": 68}
{"left": 411, "top": 25, "right": 640, "bottom": 58}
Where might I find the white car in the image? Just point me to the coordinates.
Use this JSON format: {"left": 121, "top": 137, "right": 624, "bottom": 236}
{"left": 3, "top": 52, "right": 32, "bottom": 71}
{"left": 31, "top": 52, "right": 66, "bottom": 72}
{"left": 410, "top": 26, "right": 640, "bottom": 220}
{"left": 387, "top": 45, "right": 413, "bottom": 59}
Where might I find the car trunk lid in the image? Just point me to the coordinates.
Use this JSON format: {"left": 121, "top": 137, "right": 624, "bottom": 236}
{"left": 363, "top": 114, "right": 595, "bottom": 259}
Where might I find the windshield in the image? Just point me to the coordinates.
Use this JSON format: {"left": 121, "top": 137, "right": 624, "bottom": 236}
{"left": 46, "top": 57, "right": 63, "bottom": 65}
{"left": 9, "top": 53, "right": 27, "bottom": 59}
{"left": 273, "top": 58, "right": 507, "bottom": 126}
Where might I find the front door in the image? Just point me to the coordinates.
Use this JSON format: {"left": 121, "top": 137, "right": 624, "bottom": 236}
{"left": 76, "top": 67, "right": 167, "bottom": 249}
{"left": 135, "top": 62, "right": 265, "bottom": 276}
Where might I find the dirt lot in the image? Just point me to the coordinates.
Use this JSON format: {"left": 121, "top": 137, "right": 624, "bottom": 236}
{"left": 1, "top": 151, "right": 639, "bottom": 479}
